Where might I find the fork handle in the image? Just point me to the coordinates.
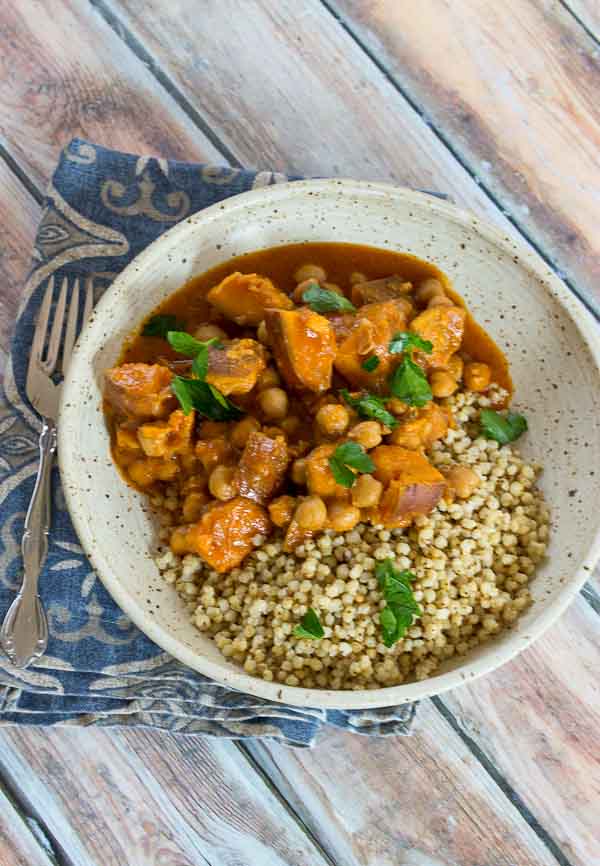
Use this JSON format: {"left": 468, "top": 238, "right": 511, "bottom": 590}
{"left": 23, "top": 417, "right": 57, "bottom": 573}
{"left": 0, "top": 418, "right": 55, "bottom": 667}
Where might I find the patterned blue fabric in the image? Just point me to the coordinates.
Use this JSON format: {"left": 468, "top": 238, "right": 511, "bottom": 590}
{"left": 0, "top": 139, "right": 417, "bottom": 746}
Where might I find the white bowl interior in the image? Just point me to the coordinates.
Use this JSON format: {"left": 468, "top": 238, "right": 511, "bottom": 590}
{"left": 59, "top": 181, "right": 600, "bottom": 709}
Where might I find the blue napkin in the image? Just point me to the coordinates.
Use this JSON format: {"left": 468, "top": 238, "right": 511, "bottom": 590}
{"left": 0, "top": 139, "right": 416, "bottom": 746}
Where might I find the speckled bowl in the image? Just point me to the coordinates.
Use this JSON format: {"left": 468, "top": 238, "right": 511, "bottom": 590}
{"left": 59, "top": 180, "right": 600, "bottom": 709}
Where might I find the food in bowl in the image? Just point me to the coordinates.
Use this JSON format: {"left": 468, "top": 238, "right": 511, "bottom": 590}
{"left": 103, "top": 242, "right": 549, "bottom": 689}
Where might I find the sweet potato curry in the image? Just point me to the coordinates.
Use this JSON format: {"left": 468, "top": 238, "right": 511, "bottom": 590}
{"left": 104, "top": 243, "right": 514, "bottom": 576}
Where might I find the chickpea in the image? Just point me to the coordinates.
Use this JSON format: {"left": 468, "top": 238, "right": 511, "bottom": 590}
{"left": 258, "top": 387, "right": 289, "bottom": 420}
{"left": 350, "top": 271, "right": 367, "bottom": 285}
{"left": 349, "top": 421, "right": 382, "bottom": 450}
{"left": 415, "top": 278, "right": 445, "bottom": 306}
{"left": 445, "top": 465, "right": 480, "bottom": 499}
{"left": 387, "top": 397, "right": 409, "bottom": 416}
{"left": 447, "top": 354, "right": 464, "bottom": 381}
{"left": 269, "top": 495, "right": 296, "bottom": 528}
{"left": 464, "top": 361, "right": 491, "bottom": 392}
{"left": 428, "top": 294, "right": 454, "bottom": 308}
{"left": 231, "top": 416, "right": 261, "bottom": 449}
{"left": 430, "top": 370, "right": 458, "bottom": 398}
{"left": 327, "top": 501, "right": 361, "bottom": 533}
{"left": 351, "top": 474, "right": 383, "bottom": 508}
{"left": 294, "top": 263, "right": 327, "bottom": 284}
{"left": 295, "top": 495, "right": 328, "bottom": 531}
{"left": 208, "top": 465, "right": 238, "bottom": 500}
{"left": 291, "top": 458, "right": 307, "bottom": 485}
{"left": 257, "top": 367, "right": 281, "bottom": 390}
{"left": 182, "top": 490, "right": 209, "bottom": 522}
{"left": 316, "top": 404, "right": 350, "bottom": 437}
{"left": 256, "top": 320, "right": 269, "bottom": 345}
{"left": 194, "top": 323, "right": 228, "bottom": 342}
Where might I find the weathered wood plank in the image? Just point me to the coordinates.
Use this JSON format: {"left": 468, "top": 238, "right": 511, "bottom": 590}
{"left": 0, "top": 158, "right": 40, "bottom": 376}
{"left": 0, "top": 779, "right": 58, "bottom": 866}
{"left": 441, "top": 598, "right": 600, "bottom": 866}
{"left": 104, "top": 0, "right": 508, "bottom": 226}
{"left": 248, "top": 700, "right": 561, "bottom": 866}
{"left": 0, "top": 0, "right": 223, "bottom": 193}
{"left": 329, "top": 0, "right": 600, "bottom": 309}
{"left": 565, "top": 0, "right": 600, "bottom": 37}
{"left": 0, "top": 727, "right": 330, "bottom": 866}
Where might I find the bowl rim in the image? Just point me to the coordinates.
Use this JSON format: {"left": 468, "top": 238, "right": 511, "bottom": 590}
{"left": 59, "top": 178, "right": 600, "bottom": 709}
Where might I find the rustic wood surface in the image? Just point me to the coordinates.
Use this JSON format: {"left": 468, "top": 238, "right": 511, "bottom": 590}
{"left": 0, "top": 1, "right": 598, "bottom": 865}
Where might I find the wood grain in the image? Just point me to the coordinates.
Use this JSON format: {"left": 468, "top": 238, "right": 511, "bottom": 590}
{"left": 0, "top": 779, "right": 58, "bottom": 866}
{"left": 442, "top": 598, "right": 600, "bottom": 866}
{"left": 329, "top": 0, "right": 600, "bottom": 310}
{"left": 105, "top": 0, "right": 508, "bottom": 226}
{"left": 0, "top": 727, "right": 330, "bottom": 866}
{"left": 565, "top": 0, "right": 600, "bottom": 37}
{"left": 249, "top": 700, "right": 561, "bottom": 866}
{"left": 0, "top": 158, "right": 40, "bottom": 376}
{"left": 0, "top": 0, "right": 223, "bottom": 193}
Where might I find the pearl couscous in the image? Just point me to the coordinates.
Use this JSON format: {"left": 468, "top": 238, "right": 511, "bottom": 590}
{"left": 154, "top": 387, "right": 549, "bottom": 689}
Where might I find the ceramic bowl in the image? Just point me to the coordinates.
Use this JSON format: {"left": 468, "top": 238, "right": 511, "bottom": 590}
{"left": 59, "top": 180, "right": 600, "bottom": 709}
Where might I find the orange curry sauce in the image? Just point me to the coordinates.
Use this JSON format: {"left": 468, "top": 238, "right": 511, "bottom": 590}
{"left": 104, "top": 242, "right": 511, "bottom": 574}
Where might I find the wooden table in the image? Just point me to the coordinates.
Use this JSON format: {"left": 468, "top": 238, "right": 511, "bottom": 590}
{"left": 1, "top": 2, "right": 599, "bottom": 864}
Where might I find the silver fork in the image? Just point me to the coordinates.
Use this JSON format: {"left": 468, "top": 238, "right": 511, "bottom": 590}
{"left": 0, "top": 276, "right": 93, "bottom": 668}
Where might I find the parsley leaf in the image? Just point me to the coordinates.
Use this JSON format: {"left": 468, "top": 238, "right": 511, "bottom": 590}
{"left": 340, "top": 389, "right": 398, "bottom": 428}
{"left": 328, "top": 441, "right": 375, "bottom": 488}
{"left": 293, "top": 608, "right": 325, "bottom": 640}
{"left": 480, "top": 409, "right": 528, "bottom": 444}
{"left": 389, "top": 331, "right": 433, "bottom": 356}
{"left": 376, "top": 559, "right": 421, "bottom": 647}
{"left": 171, "top": 377, "right": 243, "bottom": 421}
{"left": 303, "top": 284, "right": 356, "bottom": 313}
{"left": 167, "top": 330, "right": 220, "bottom": 357}
{"left": 361, "top": 355, "right": 380, "bottom": 372}
{"left": 142, "top": 314, "right": 185, "bottom": 338}
{"left": 389, "top": 356, "right": 432, "bottom": 407}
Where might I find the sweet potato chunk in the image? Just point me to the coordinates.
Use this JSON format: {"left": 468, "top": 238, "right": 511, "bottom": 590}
{"left": 370, "top": 445, "right": 446, "bottom": 528}
{"left": 350, "top": 276, "right": 412, "bottom": 306}
{"left": 104, "top": 363, "right": 176, "bottom": 419}
{"left": 195, "top": 437, "right": 233, "bottom": 473}
{"left": 305, "top": 443, "right": 349, "bottom": 499}
{"left": 170, "top": 497, "right": 270, "bottom": 572}
{"left": 283, "top": 518, "right": 313, "bottom": 553}
{"left": 137, "top": 410, "right": 195, "bottom": 458}
{"left": 410, "top": 305, "right": 466, "bottom": 370}
{"left": 207, "top": 272, "right": 293, "bottom": 326}
{"left": 265, "top": 307, "right": 336, "bottom": 393}
{"left": 334, "top": 300, "right": 409, "bottom": 391}
{"left": 206, "top": 338, "right": 267, "bottom": 395}
{"left": 236, "top": 432, "right": 289, "bottom": 504}
{"left": 388, "top": 403, "right": 452, "bottom": 450}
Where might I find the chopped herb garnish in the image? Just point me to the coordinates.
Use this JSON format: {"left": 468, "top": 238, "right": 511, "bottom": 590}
{"left": 340, "top": 389, "right": 398, "bottom": 428}
{"left": 303, "top": 283, "right": 356, "bottom": 314}
{"left": 361, "top": 355, "right": 380, "bottom": 373}
{"left": 480, "top": 409, "right": 528, "bottom": 444}
{"left": 389, "top": 331, "right": 433, "bottom": 356}
{"left": 389, "top": 356, "right": 432, "bottom": 407}
{"left": 293, "top": 608, "right": 325, "bottom": 640}
{"left": 166, "top": 331, "right": 221, "bottom": 380}
{"left": 142, "top": 314, "right": 185, "bottom": 339}
{"left": 171, "top": 376, "right": 243, "bottom": 421}
{"left": 328, "top": 441, "right": 375, "bottom": 488}
{"left": 376, "top": 559, "right": 421, "bottom": 647}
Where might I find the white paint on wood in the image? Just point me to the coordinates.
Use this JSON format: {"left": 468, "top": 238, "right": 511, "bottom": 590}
{"left": 0, "top": 781, "right": 57, "bottom": 866}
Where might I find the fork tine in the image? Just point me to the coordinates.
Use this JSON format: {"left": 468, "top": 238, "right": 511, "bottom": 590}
{"left": 31, "top": 277, "right": 54, "bottom": 363}
{"left": 61, "top": 278, "right": 79, "bottom": 374}
{"left": 83, "top": 276, "right": 94, "bottom": 324}
{"left": 44, "top": 276, "right": 68, "bottom": 374}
